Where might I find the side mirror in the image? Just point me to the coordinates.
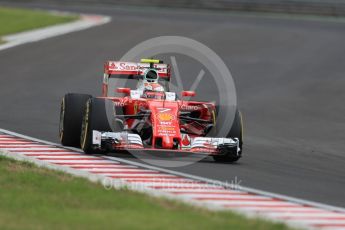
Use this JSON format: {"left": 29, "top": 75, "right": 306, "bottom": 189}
{"left": 116, "top": 88, "right": 131, "bottom": 95}
{"left": 181, "top": 91, "right": 196, "bottom": 97}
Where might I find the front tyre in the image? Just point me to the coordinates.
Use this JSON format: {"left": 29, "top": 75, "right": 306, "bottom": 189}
{"left": 80, "top": 98, "right": 115, "bottom": 154}
{"left": 213, "top": 109, "right": 243, "bottom": 163}
{"left": 59, "top": 93, "right": 92, "bottom": 147}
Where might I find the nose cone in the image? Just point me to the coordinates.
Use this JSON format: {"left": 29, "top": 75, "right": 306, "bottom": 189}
{"left": 161, "top": 136, "right": 174, "bottom": 149}
{"left": 148, "top": 100, "right": 181, "bottom": 149}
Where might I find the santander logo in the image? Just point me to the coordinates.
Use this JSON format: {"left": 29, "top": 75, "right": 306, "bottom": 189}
{"left": 108, "top": 62, "right": 168, "bottom": 74}
{"left": 109, "top": 62, "right": 138, "bottom": 71}
{"left": 109, "top": 62, "right": 117, "bottom": 69}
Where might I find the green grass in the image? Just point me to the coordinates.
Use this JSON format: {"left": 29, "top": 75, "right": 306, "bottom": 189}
{"left": 0, "top": 6, "right": 78, "bottom": 42}
{"left": 0, "top": 156, "right": 293, "bottom": 230}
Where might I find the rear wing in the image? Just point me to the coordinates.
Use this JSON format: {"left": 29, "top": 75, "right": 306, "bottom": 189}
{"left": 104, "top": 61, "right": 171, "bottom": 80}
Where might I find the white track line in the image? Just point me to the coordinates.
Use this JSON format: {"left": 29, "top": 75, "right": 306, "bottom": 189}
{"left": 2, "top": 147, "right": 66, "bottom": 151}
{"left": 1, "top": 128, "right": 345, "bottom": 230}
{"left": 106, "top": 174, "right": 180, "bottom": 178}
{"left": 0, "top": 145, "right": 51, "bottom": 148}
{"left": 101, "top": 171, "right": 176, "bottom": 179}
{"left": 179, "top": 194, "right": 273, "bottom": 200}
{"left": 269, "top": 213, "right": 345, "bottom": 218}
{"left": 0, "top": 141, "right": 38, "bottom": 144}
{"left": 0, "top": 13, "right": 111, "bottom": 51}
{"left": 80, "top": 168, "right": 159, "bottom": 173}
{"left": 69, "top": 165, "right": 138, "bottom": 169}
{"left": 101, "top": 155, "right": 345, "bottom": 213}
{"left": 162, "top": 188, "right": 238, "bottom": 193}
{"left": 236, "top": 207, "right": 329, "bottom": 213}
{"left": 42, "top": 160, "right": 114, "bottom": 164}
{"left": 123, "top": 178, "right": 195, "bottom": 183}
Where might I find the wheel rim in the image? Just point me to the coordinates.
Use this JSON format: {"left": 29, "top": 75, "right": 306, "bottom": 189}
{"left": 59, "top": 98, "right": 65, "bottom": 142}
{"left": 81, "top": 101, "right": 90, "bottom": 149}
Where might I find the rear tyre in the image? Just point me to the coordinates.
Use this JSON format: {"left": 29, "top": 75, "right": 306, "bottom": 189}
{"left": 213, "top": 109, "right": 243, "bottom": 163}
{"left": 80, "top": 98, "right": 119, "bottom": 154}
{"left": 59, "top": 93, "right": 92, "bottom": 147}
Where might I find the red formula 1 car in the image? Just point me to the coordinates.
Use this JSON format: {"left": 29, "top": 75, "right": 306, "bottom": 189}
{"left": 59, "top": 59, "right": 243, "bottom": 162}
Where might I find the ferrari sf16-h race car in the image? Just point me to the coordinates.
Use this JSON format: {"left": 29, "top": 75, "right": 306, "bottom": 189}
{"left": 59, "top": 59, "right": 243, "bottom": 162}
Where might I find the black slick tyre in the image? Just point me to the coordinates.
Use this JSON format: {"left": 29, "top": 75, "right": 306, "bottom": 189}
{"left": 213, "top": 109, "right": 243, "bottom": 163}
{"left": 59, "top": 93, "right": 92, "bottom": 147}
{"left": 80, "top": 98, "right": 116, "bottom": 154}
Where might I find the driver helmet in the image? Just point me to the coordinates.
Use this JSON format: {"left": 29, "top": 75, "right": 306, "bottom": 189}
{"left": 143, "top": 69, "right": 164, "bottom": 92}
{"left": 141, "top": 69, "right": 165, "bottom": 99}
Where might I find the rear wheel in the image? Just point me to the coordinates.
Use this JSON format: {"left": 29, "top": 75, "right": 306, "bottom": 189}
{"left": 213, "top": 109, "right": 243, "bottom": 163}
{"left": 59, "top": 93, "right": 92, "bottom": 147}
{"left": 80, "top": 98, "right": 121, "bottom": 154}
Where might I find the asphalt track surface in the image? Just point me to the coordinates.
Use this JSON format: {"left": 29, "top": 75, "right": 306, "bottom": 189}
{"left": 0, "top": 1, "right": 345, "bottom": 208}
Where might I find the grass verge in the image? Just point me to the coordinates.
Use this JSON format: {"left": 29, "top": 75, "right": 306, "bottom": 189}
{"left": 0, "top": 6, "right": 78, "bottom": 43}
{"left": 0, "top": 155, "right": 293, "bottom": 230}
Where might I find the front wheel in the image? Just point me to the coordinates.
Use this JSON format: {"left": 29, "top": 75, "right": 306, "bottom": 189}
{"left": 213, "top": 109, "right": 243, "bottom": 163}
{"left": 80, "top": 98, "right": 121, "bottom": 154}
{"left": 59, "top": 93, "right": 92, "bottom": 147}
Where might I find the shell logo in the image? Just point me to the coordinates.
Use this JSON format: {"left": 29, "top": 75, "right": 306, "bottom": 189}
{"left": 157, "top": 113, "right": 174, "bottom": 121}
{"left": 182, "top": 134, "right": 191, "bottom": 146}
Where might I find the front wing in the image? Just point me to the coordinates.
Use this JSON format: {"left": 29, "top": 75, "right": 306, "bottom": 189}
{"left": 91, "top": 130, "right": 240, "bottom": 156}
